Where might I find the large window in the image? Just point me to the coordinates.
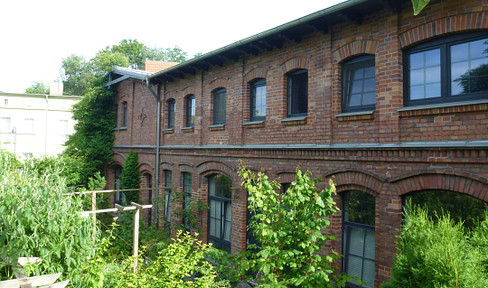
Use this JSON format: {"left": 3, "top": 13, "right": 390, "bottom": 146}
{"left": 114, "top": 166, "right": 123, "bottom": 205}
{"left": 144, "top": 173, "right": 153, "bottom": 226}
{"left": 122, "top": 102, "right": 127, "bottom": 128}
{"left": 186, "top": 95, "right": 195, "bottom": 127}
{"left": 167, "top": 99, "right": 175, "bottom": 129}
{"left": 343, "top": 191, "right": 376, "bottom": 288}
{"left": 208, "top": 174, "right": 232, "bottom": 252}
{"left": 213, "top": 88, "right": 226, "bottom": 125}
{"left": 182, "top": 172, "right": 192, "bottom": 231}
{"left": 250, "top": 79, "right": 266, "bottom": 121}
{"left": 164, "top": 170, "right": 172, "bottom": 228}
{"left": 405, "top": 33, "right": 488, "bottom": 106}
{"left": 287, "top": 69, "right": 308, "bottom": 117}
{"left": 342, "top": 55, "right": 376, "bottom": 112}
{"left": 0, "top": 117, "right": 11, "bottom": 133}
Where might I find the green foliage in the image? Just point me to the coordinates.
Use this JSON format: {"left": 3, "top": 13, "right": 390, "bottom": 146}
{"left": 90, "top": 50, "right": 130, "bottom": 77}
{"left": 61, "top": 54, "right": 94, "bottom": 96}
{"left": 0, "top": 151, "right": 96, "bottom": 283}
{"left": 145, "top": 45, "right": 189, "bottom": 64}
{"left": 111, "top": 39, "right": 146, "bottom": 70}
{"left": 239, "top": 166, "right": 347, "bottom": 287}
{"left": 120, "top": 151, "right": 141, "bottom": 204}
{"left": 411, "top": 0, "right": 430, "bottom": 15}
{"left": 63, "top": 79, "right": 115, "bottom": 186}
{"left": 383, "top": 206, "right": 488, "bottom": 288}
{"left": 110, "top": 230, "right": 229, "bottom": 287}
{"left": 24, "top": 81, "right": 49, "bottom": 94}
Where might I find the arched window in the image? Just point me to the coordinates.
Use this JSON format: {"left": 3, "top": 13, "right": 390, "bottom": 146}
{"left": 208, "top": 174, "right": 232, "bottom": 252}
{"left": 113, "top": 165, "right": 123, "bottom": 205}
{"left": 185, "top": 95, "right": 195, "bottom": 127}
{"left": 342, "top": 55, "right": 375, "bottom": 112}
{"left": 163, "top": 170, "right": 172, "bottom": 229}
{"left": 250, "top": 78, "right": 266, "bottom": 121}
{"left": 122, "top": 102, "right": 128, "bottom": 128}
{"left": 143, "top": 173, "right": 153, "bottom": 226}
{"left": 343, "top": 191, "right": 376, "bottom": 288}
{"left": 182, "top": 172, "right": 192, "bottom": 231}
{"left": 213, "top": 88, "right": 226, "bottom": 125}
{"left": 287, "top": 69, "right": 308, "bottom": 117}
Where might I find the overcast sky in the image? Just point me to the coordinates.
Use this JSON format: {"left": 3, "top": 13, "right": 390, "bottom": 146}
{"left": 0, "top": 0, "right": 345, "bottom": 93}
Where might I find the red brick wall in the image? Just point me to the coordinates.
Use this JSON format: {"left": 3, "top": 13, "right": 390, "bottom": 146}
{"left": 106, "top": 1, "right": 488, "bottom": 286}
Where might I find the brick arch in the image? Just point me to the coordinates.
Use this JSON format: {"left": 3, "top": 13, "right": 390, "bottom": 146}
{"left": 163, "top": 90, "right": 175, "bottom": 101}
{"left": 324, "top": 169, "right": 385, "bottom": 196}
{"left": 138, "top": 162, "right": 154, "bottom": 175}
{"left": 161, "top": 162, "right": 174, "bottom": 170}
{"left": 209, "top": 78, "right": 228, "bottom": 91}
{"left": 182, "top": 86, "right": 197, "bottom": 96}
{"left": 243, "top": 67, "right": 268, "bottom": 82}
{"left": 112, "top": 152, "right": 126, "bottom": 166}
{"left": 196, "top": 160, "right": 238, "bottom": 182}
{"left": 391, "top": 170, "right": 488, "bottom": 202}
{"left": 399, "top": 12, "right": 488, "bottom": 48}
{"left": 333, "top": 39, "right": 379, "bottom": 63}
{"left": 276, "top": 171, "right": 296, "bottom": 184}
{"left": 280, "top": 56, "right": 309, "bottom": 74}
{"left": 179, "top": 163, "right": 194, "bottom": 173}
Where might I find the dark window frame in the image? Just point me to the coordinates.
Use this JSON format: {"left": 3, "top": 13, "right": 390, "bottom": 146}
{"left": 122, "top": 102, "right": 127, "bottom": 128}
{"left": 250, "top": 78, "right": 266, "bottom": 121}
{"left": 164, "top": 170, "right": 172, "bottom": 228}
{"left": 208, "top": 174, "right": 232, "bottom": 252}
{"left": 342, "top": 54, "right": 376, "bottom": 113}
{"left": 213, "top": 88, "right": 227, "bottom": 125}
{"left": 404, "top": 32, "right": 488, "bottom": 107}
{"left": 167, "top": 98, "right": 175, "bottom": 129}
{"left": 287, "top": 69, "right": 308, "bottom": 118}
{"left": 185, "top": 95, "right": 195, "bottom": 127}
{"left": 343, "top": 191, "right": 376, "bottom": 288}
{"left": 182, "top": 172, "right": 192, "bottom": 231}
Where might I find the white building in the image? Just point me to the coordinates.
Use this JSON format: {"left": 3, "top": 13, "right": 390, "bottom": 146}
{"left": 0, "top": 86, "right": 80, "bottom": 159}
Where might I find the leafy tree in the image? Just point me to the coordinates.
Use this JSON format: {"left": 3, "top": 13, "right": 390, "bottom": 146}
{"left": 63, "top": 78, "right": 115, "bottom": 186}
{"left": 120, "top": 151, "right": 141, "bottom": 204}
{"left": 145, "top": 46, "right": 188, "bottom": 63}
{"left": 90, "top": 50, "right": 130, "bottom": 77}
{"left": 25, "top": 81, "right": 49, "bottom": 94}
{"left": 111, "top": 39, "right": 146, "bottom": 70}
{"left": 61, "top": 54, "right": 94, "bottom": 96}
{"left": 239, "top": 166, "right": 348, "bottom": 287}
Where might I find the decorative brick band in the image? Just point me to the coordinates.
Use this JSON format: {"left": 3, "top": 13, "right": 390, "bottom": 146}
{"left": 399, "top": 12, "right": 488, "bottom": 48}
{"left": 399, "top": 102, "right": 488, "bottom": 117}
{"left": 281, "top": 56, "right": 309, "bottom": 74}
{"left": 333, "top": 39, "right": 379, "bottom": 63}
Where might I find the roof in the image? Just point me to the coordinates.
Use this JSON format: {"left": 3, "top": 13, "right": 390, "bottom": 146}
{"left": 145, "top": 61, "right": 178, "bottom": 73}
{"left": 106, "top": 66, "right": 153, "bottom": 87}
{"left": 148, "top": 0, "right": 407, "bottom": 84}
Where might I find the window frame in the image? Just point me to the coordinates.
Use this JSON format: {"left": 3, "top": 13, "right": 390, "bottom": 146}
{"left": 185, "top": 95, "right": 195, "bottom": 127}
{"left": 287, "top": 69, "right": 308, "bottom": 118}
{"left": 167, "top": 98, "right": 175, "bottom": 129}
{"left": 164, "top": 170, "right": 172, "bottom": 228}
{"left": 213, "top": 88, "right": 227, "bottom": 125}
{"left": 208, "top": 174, "right": 232, "bottom": 252}
{"left": 114, "top": 104, "right": 118, "bottom": 128}
{"left": 250, "top": 78, "right": 266, "bottom": 122}
{"left": 122, "top": 102, "right": 127, "bottom": 128}
{"left": 404, "top": 32, "right": 488, "bottom": 107}
{"left": 342, "top": 54, "right": 376, "bottom": 113}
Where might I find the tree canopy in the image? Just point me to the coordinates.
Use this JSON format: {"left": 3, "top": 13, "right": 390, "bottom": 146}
{"left": 24, "top": 81, "right": 49, "bottom": 94}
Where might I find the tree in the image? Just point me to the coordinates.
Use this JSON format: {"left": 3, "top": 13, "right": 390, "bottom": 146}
{"left": 111, "top": 39, "right": 146, "bottom": 70}
{"left": 90, "top": 50, "right": 130, "bottom": 77}
{"left": 119, "top": 151, "right": 141, "bottom": 204}
{"left": 63, "top": 78, "right": 115, "bottom": 185}
{"left": 61, "top": 54, "right": 94, "bottom": 96}
{"left": 24, "top": 81, "right": 49, "bottom": 94}
{"left": 239, "top": 166, "right": 348, "bottom": 287}
{"left": 145, "top": 46, "right": 188, "bottom": 63}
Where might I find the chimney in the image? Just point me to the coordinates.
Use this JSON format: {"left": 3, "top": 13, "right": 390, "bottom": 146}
{"left": 50, "top": 82, "right": 63, "bottom": 96}
{"left": 145, "top": 61, "right": 178, "bottom": 73}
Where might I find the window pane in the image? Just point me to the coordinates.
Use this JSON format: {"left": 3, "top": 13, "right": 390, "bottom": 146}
{"left": 469, "top": 39, "right": 487, "bottom": 59}
{"left": 426, "top": 83, "right": 441, "bottom": 98}
{"left": 363, "top": 259, "right": 376, "bottom": 288}
{"left": 410, "top": 52, "right": 425, "bottom": 69}
{"left": 450, "top": 38, "right": 488, "bottom": 95}
{"left": 347, "top": 255, "right": 363, "bottom": 279}
{"left": 349, "top": 227, "right": 365, "bottom": 256}
{"left": 287, "top": 70, "right": 308, "bottom": 116}
{"left": 353, "top": 68, "right": 364, "bottom": 80}
{"left": 364, "top": 66, "right": 375, "bottom": 78}
{"left": 213, "top": 89, "right": 226, "bottom": 124}
{"left": 410, "top": 85, "right": 425, "bottom": 100}
{"left": 425, "top": 66, "right": 441, "bottom": 83}
{"left": 345, "top": 191, "right": 375, "bottom": 226}
{"left": 363, "top": 78, "right": 375, "bottom": 93}
{"left": 342, "top": 56, "right": 375, "bottom": 112}
{"left": 349, "top": 93, "right": 362, "bottom": 107}
{"left": 251, "top": 79, "right": 266, "bottom": 120}
{"left": 364, "top": 230, "right": 376, "bottom": 259}
{"left": 410, "top": 69, "right": 424, "bottom": 86}
{"left": 363, "top": 93, "right": 375, "bottom": 106}
{"left": 425, "top": 49, "right": 441, "bottom": 66}
{"left": 451, "top": 42, "right": 469, "bottom": 62}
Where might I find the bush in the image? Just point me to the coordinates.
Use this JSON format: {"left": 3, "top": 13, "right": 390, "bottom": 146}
{"left": 0, "top": 152, "right": 96, "bottom": 284}
{"left": 383, "top": 206, "right": 488, "bottom": 288}
{"left": 120, "top": 151, "right": 141, "bottom": 204}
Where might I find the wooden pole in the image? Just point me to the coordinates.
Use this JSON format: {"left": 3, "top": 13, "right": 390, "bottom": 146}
{"left": 131, "top": 202, "right": 142, "bottom": 273}
{"left": 91, "top": 190, "right": 96, "bottom": 243}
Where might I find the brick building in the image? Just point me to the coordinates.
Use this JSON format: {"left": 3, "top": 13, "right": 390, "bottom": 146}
{"left": 106, "top": 0, "right": 488, "bottom": 286}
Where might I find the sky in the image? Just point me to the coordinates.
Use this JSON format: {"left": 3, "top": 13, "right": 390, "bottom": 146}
{"left": 0, "top": 0, "right": 345, "bottom": 93}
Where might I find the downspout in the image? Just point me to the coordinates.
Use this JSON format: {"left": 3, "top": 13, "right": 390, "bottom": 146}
{"left": 45, "top": 94, "right": 49, "bottom": 154}
{"left": 145, "top": 76, "right": 161, "bottom": 227}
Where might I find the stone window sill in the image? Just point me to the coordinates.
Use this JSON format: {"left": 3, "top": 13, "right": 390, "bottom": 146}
{"left": 280, "top": 116, "right": 307, "bottom": 126}
{"left": 335, "top": 110, "right": 375, "bottom": 122}
{"left": 181, "top": 126, "right": 194, "bottom": 133}
{"left": 163, "top": 128, "right": 174, "bottom": 134}
{"left": 243, "top": 120, "right": 265, "bottom": 129}
{"left": 398, "top": 99, "right": 488, "bottom": 117}
{"left": 208, "top": 124, "right": 225, "bottom": 131}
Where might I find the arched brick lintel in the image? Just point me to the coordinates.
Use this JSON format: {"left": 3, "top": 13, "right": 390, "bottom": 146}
{"left": 325, "top": 169, "right": 385, "bottom": 196}
{"left": 399, "top": 12, "right": 488, "bottom": 48}
{"left": 138, "top": 162, "right": 154, "bottom": 175}
{"left": 391, "top": 171, "right": 488, "bottom": 202}
{"left": 196, "top": 160, "right": 238, "bottom": 183}
{"left": 112, "top": 152, "right": 125, "bottom": 167}
{"left": 243, "top": 67, "right": 268, "bottom": 83}
{"left": 333, "top": 39, "right": 379, "bottom": 63}
{"left": 281, "top": 56, "right": 309, "bottom": 74}
{"left": 209, "top": 78, "right": 228, "bottom": 91}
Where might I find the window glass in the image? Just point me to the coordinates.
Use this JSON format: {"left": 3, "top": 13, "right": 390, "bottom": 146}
{"left": 342, "top": 55, "right": 375, "bottom": 112}
{"left": 182, "top": 172, "right": 192, "bottom": 231}
{"left": 186, "top": 95, "right": 195, "bottom": 127}
{"left": 451, "top": 38, "right": 488, "bottom": 95}
{"left": 287, "top": 69, "right": 308, "bottom": 117}
{"left": 167, "top": 99, "right": 175, "bottom": 129}
{"left": 213, "top": 88, "right": 226, "bottom": 125}
{"left": 23, "top": 118, "right": 35, "bottom": 134}
{"left": 208, "top": 174, "right": 232, "bottom": 252}
{"left": 122, "top": 102, "right": 127, "bottom": 127}
{"left": 343, "top": 191, "right": 375, "bottom": 288}
{"left": 250, "top": 79, "right": 266, "bottom": 121}
{"left": 164, "top": 170, "right": 172, "bottom": 227}
{"left": 409, "top": 49, "right": 441, "bottom": 100}
{"left": 0, "top": 117, "right": 11, "bottom": 133}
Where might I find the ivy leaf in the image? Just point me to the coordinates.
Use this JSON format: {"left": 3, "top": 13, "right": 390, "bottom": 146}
{"left": 411, "top": 0, "right": 430, "bottom": 15}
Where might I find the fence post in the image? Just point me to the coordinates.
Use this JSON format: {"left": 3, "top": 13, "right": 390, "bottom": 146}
{"left": 131, "top": 202, "right": 142, "bottom": 272}
{"left": 91, "top": 190, "right": 97, "bottom": 243}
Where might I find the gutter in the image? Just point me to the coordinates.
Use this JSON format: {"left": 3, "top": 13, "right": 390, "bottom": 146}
{"left": 144, "top": 76, "right": 161, "bottom": 227}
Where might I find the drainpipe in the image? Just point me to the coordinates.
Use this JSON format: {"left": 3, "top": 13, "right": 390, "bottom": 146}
{"left": 145, "top": 76, "right": 161, "bottom": 227}
{"left": 45, "top": 94, "right": 49, "bottom": 154}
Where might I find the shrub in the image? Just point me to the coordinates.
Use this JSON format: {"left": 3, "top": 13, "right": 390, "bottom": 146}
{"left": 0, "top": 152, "right": 96, "bottom": 284}
{"left": 383, "top": 206, "right": 488, "bottom": 288}
{"left": 120, "top": 151, "right": 141, "bottom": 204}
